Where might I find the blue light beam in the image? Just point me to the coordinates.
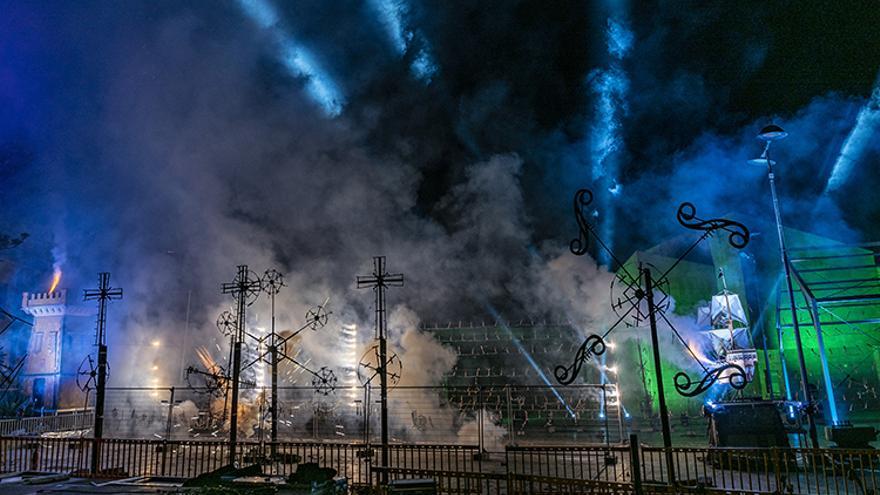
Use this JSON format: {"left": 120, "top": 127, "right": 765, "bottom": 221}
{"left": 485, "top": 304, "right": 576, "bottom": 418}
{"left": 237, "top": 0, "right": 345, "bottom": 116}
{"left": 589, "top": 14, "right": 632, "bottom": 266}
{"left": 824, "top": 75, "right": 880, "bottom": 194}
{"left": 369, "top": 0, "right": 409, "bottom": 53}
{"left": 368, "top": 0, "right": 437, "bottom": 82}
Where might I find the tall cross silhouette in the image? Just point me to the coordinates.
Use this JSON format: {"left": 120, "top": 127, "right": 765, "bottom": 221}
{"left": 84, "top": 273, "right": 123, "bottom": 346}
{"left": 357, "top": 256, "right": 403, "bottom": 479}
{"left": 83, "top": 272, "right": 122, "bottom": 475}
{"left": 220, "top": 265, "right": 262, "bottom": 463}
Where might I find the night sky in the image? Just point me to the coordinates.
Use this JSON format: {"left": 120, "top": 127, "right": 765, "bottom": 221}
{"left": 2, "top": 1, "right": 880, "bottom": 363}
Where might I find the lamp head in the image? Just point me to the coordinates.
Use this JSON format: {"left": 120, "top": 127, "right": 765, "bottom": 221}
{"left": 747, "top": 158, "right": 776, "bottom": 166}
{"left": 757, "top": 124, "right": 788, "bottom": 142}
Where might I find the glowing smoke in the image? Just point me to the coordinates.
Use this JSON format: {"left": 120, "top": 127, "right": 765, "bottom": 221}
{"left": 589, "top": 11, "right": 633, "bottom": 266}
{"left": 368, "top": 0, "right": 438, "bottom": 81}
{"left": 4, "top": 1, "right": 879, "bottom": 438}
{"left": 236, "top": 0, "right": 345, "bottom": 116}
{"left": 370, "top": 0, "right": 409, "bottom": 54}
{"left": 824, "top": 73, "right": 880, "bottom": 194}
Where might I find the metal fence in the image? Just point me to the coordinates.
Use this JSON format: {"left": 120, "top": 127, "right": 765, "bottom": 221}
{"left": 374, "top": 466, "right": 641, "bottom": 495}
{"left": 87, "top": 384, "right": 623, "bottom": 448}
{"left": 506, "top": 444, "right": 632, "bottom": 483}
{"left": 3, "top": 435, "right": 880, "bottom": 494}
{"left": 0, "top": 411, "right": 94, "bottom": 436}
{"left": 641, "top": 446, "right": 880, "bottom": 494}
{"left": 0, "top": 436, "right": 479, "bottom": 487}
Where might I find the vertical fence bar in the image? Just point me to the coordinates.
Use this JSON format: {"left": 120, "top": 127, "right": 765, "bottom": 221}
{"left": 478, "top": 386, "right": 484, "bottom": 456}
{"left": 505, "top": 386, "right": 514, "bottom": 442}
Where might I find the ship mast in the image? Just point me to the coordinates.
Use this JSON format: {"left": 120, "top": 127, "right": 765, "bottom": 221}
{"left": 719, "top": 268, "right": 737, "bottom": 350}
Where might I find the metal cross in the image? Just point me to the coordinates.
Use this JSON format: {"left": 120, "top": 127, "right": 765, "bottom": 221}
{"left": 357, "top": 256, "right": 403, "bottom": 481}
{"left": 82, "top": 272, "right": 122, "bottom": 475}
{"left": 220, "top": 265, "right": 262, "bottom": 463}
{"left": 83, "top": 272, "right": 123, "bottom": 346}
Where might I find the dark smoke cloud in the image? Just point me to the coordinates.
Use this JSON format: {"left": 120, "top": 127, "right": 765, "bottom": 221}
{"left": 1, "top": 1, "right": 879, "bottom": 386}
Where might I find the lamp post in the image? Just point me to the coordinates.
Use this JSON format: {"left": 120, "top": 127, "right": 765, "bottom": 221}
{"left": 749, "top": 124, "right": 819, "bottom": 448}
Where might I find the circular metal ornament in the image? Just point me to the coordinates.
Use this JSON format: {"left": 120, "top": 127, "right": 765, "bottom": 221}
{"left": 304, "top": 304, "right": 329, "bottom": 331}
{"left": 609, "top": 264, "right": 671, "bottom": 327}
{"left": 216, "top": 310, "right": 237, "bottom": 337}
{"left": 76, "top": 355, "right": 99, "bottom": 392}
{"left": 312, "top": 367, "right": 337, "bottom": 395}
{"left": 262, "top": 269, "right": 286, "bottom": 296}
{"left": 228, "top": 269, "right": 263, "bottom": 306}
{"left": 357, "top": 342, "right": 402, "bottom": 388}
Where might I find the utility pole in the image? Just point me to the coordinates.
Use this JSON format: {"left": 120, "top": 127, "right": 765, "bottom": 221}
{"left": 83, "top": 272, "right": 122, "bottom": 475}
{"left": 750, "top": 124, "right": 820, "bottom": 447}
{"left": 357, "top": 256, "right": 403, "bottom": 484}
{"left": 645, "top": 267, "right": 675, "bottom": 485}
{"left": 221, "top": 265, "right": 262, "bottom": 465}
{"left": 261, "top": 269, "right": 285, "bottom": 458}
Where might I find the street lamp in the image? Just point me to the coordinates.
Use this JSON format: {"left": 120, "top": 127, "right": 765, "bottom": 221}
{"left": 748, "top": 124, "right": 820, "bottom": 448}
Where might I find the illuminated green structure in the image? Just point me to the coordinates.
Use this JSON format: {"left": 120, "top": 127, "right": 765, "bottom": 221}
{"left": 421, "top": 220, "right": 880, "bottom": 435}
{"left": 614, "top": 221, "right": 880, "bottom": 426}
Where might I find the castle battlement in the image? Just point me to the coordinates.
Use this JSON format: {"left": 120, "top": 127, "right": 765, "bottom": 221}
{"left": 21, "top": 289, "right": 68, "bottom": 316}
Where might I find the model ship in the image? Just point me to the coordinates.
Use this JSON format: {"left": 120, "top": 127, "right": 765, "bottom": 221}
{"left": 697, "top": 268, "right": 758, "bottom": 390}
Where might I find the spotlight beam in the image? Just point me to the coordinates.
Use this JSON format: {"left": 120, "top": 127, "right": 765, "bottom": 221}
{"left": 824, "top": 73, "right": 880, "bottom": 194}
{"left": 236, "top": 0, "right": 345, "bottom": 116}
{"left": 486, "top": 305, "right": 576, "bottom": 418}
{"left": 367, "top": 0, "right": 437, "bottom": 81}
{"left": 589, "top": 13, "right": 633, "bottom": 265}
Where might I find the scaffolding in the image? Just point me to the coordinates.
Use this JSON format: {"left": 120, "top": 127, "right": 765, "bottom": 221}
{"left": 780, "top": 241, "right": 880, "bottom": 426}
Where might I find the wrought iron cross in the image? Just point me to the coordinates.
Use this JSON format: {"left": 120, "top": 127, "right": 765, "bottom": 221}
{"left": 220, "top": 265, "right": 262, "bottom": 464}
{"left": 357, "top": 256, "right": 404, "bottom": 340}
{"left": 221, "top": 265, "right": 262, "bottom": 342}
{"left": 83, "top": 272, "right": 123, "bottom": 346}
{"left": 357, "top": 256, "right": 403, "bottom": 482}
{"left": 82, "top": 272, "right": 122, "bottom": 475}
{"left": 556, "top": 188, "right": 752, "bottom": 485}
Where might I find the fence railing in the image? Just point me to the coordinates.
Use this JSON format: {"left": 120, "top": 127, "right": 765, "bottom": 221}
{"left": 3, "top": 435, "right": 880, "bottom": 494}
{"left": 641, "top": 446, "right": 880, "bottom": 494}
{"left": 94, "top": 384, "right": 625, "bottom": 446}
{"left": 375, "top": 466, "right": 666, "bottom": 494}
{"left": 0, "top": 411, "right": 94, "bottom": 436}
{"left": 0, "top": 436, "right": 480, "bottom": 486}
{"left": 506, "top": 444, "right": 632, "bottom": 483}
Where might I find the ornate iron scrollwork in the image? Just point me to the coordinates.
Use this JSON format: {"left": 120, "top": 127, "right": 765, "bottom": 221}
{"left": 673, "top": 363, "right": 747, "bottom": 398}
{"left": 555, "top": 334, "right": 606, "bottom": 385}
{"left": 676, "top": 202, "right": 750, "bottom": 249}
{"left": 569, "top": 189, "right": 595, "bottom": 256}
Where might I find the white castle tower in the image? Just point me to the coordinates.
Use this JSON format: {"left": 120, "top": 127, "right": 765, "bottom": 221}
{"left": 20, "top": 288, "right": 92, "bottom": 410}
{"left": 20, "top": 289, "right": 68, "bottom": 409}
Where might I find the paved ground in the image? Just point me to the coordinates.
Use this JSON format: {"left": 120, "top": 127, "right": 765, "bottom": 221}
{"left": 0, "top": 474, "right": 183, "bottom": 494}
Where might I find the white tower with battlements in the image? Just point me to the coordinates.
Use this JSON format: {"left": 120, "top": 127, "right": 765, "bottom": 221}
{"left": 20, "top": 289, "right": 68, "bottom": 409}
{"left": 19, "top": 288, "right": 92, "bottom": 410}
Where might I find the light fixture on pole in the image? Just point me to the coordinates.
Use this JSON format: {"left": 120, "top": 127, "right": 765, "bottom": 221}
{"left": 748, "top": 124, "right": 820, "bottom": 448}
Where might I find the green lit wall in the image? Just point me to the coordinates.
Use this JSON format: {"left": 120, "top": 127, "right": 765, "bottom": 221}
{"left": 614, "top": 228, "right": 880, "bottom": 424}
{"left": 771, "top": 230, "right": 880, "bottom": 424}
